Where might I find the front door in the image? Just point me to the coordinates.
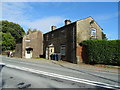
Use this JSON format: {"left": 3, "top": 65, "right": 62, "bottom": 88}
{"left": 25, "top": 49, "right": 32, "bottom": 58}
{"left": 49, "top": 46, "right": 54, "bottom": 59}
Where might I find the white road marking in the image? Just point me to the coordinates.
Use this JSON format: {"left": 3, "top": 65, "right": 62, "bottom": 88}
{"left": 3, "top": 63, "right": 120, "bottom": 89}
{"left": 3, "top": 59, "right": 85, "bottom": 74}
{"left": 0, "top": 62, "right": 5, "bottom": 65}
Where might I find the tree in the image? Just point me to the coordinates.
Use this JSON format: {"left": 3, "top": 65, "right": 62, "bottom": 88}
{"left": 0, "top": 20, "right": 25, "bottom": 51}
{"left": 1, "top": 32, "right": 15, "bottom": 51}
{"left": 1, "top": 20, "right": 25, "bottom": 43}
{"left": 102, "top": 32, "right": 108, "bottom": 40}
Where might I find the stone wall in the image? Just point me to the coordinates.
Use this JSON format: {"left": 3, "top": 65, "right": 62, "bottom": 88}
{"left": 44, "top": 23, "right": 77, "bottom": 63}
{"left": 22, "top": 31, "right": 43, "bottom": 58}
{"left": 76, "top": 17, "right": 102, "bottom": 64}
{"left": 15, "top": 43, "right": 22, "bottom": 58}
{"left": 44, "top": 17, "right": 102, "bottom": 64}
{"left": 43, "top": 26, "right": 67, "bottom": 60}
{"left": 76, "top": 17, "right": 102, "bottom": 44}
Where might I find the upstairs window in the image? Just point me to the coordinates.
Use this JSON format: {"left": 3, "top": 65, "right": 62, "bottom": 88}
{"left": 90, "top": 28, "right": 96, "bottom": 39}
{"left": 61, "top": 29, "right": 66, "bottom": 38}
{"left": 61, "top": 29, "right": 65, "bottom": 33}
{"left": 46, "top": 34, "right": 48, "bottom": 41}
{"left": 51, "top": 33, "right": 54, "bottom": 38}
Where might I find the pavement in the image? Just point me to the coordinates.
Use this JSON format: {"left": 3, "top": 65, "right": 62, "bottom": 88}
{"left": 5, "top": 55, "right": 120, "bottom": 74}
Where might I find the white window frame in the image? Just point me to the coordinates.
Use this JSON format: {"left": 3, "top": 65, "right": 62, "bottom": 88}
{"left": 90, "top": 28, "right": 96, "bottom": 39}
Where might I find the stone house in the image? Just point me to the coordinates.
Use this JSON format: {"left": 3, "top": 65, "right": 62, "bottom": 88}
{"left": 22, "top": 30, "right": 43, "bottom": 58}
{"left": 43, "top": 16, "right": 102, "bottom": 64}
{"left": 15, "top": 30, "right": 43, "bottom": 59}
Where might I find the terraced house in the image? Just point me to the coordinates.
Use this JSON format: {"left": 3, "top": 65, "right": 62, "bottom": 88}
{"left": 43, "top": 16, "right": 102, "bottom": 64}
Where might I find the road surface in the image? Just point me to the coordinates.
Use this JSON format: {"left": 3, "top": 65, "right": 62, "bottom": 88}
{"left": 0, "top": 56, "right": 120, "bottom": 89}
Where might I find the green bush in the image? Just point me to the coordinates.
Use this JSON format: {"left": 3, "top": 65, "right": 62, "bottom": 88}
{"left": 81, "top": 40, "right": 120, "bottom": 66}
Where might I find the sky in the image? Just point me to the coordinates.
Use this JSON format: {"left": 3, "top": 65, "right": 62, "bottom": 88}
{"left": 1, "top": 1, "right": 118, "bottom": 40}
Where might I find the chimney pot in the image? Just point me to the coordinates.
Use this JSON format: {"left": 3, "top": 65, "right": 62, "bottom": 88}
{"left": 65, "top": 20, "right": 71, "bottom": 25}
{"left": 27, "top": 29, "right": 31, "bottom": 35}
{"left": 51, "top": 26, "right": 56, "bottom": 31}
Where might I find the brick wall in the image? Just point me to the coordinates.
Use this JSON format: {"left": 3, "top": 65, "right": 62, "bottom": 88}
{"left": 76, "top": 45, "right": 88, "bottom": 64}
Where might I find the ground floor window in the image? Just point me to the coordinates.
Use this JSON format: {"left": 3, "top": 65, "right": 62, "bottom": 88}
{"left": 60, "top": 45, "right": 66, "bottom": 55}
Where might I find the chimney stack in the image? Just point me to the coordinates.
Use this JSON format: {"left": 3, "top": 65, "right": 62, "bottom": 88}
{"left": 65, "top": 20, "right": 71, "bottom": 25}
{"left": 27, "top": 29, "right": 31, "bottom": 35}
{"left": 51, "top": 26, "right": 56, "bottom": 31}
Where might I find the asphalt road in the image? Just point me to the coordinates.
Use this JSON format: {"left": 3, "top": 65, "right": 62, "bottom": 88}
{"left": 0, "top": 56, "right": 120, "bottom": 89}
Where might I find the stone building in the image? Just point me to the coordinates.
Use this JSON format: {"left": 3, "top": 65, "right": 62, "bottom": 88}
{"left": 22, "top": 30, "right": 43, "bottom": 58}
{"left": 14, "top": 37, "right": 23, "bottom": 58}
{"left": 43, "top": 16, "right": 102, "bottom": 64}
{"left": 15, "top": 30, "right": 43, "bottom": 59}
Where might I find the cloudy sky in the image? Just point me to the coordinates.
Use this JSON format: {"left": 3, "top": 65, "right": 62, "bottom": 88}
{"left": 1, "top": 1, "right": 118, "bottom": 40}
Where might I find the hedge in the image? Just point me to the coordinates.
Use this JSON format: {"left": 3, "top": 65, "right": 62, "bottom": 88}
{"left": 81, "top": 40, "right": 120, "bottom": 66}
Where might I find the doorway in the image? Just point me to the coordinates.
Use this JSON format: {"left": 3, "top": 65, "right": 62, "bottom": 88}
{"left": 25, "top": 48, "right": 33, "bottom": 58}
{"left": 46, "top": 44, "right": 54, "bottom": 59}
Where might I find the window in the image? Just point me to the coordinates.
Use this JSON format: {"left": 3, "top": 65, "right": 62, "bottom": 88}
{"left": 60, "top": 45, "right": 66, "bottom": 55}
{"left": 51, "top": 49, "right": 52, "bottom": 52}
{"left": 61, "top": 30, "right": 66, "bottom": 37}
{"left": 51, "top": 33, "right": 54, "bottom": 38}
{"left": 90, "top": 28, "right": 96, "bottom": 39}
{"left": 46, "top": 34, "right": 48, "bottom": 41}
{"left": 61, "top": 30, "right": 65, "bottom": 33}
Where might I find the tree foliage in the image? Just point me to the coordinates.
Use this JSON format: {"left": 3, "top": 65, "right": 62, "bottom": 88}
{"left": 0, "top": 20, "right": 25, "bottom": 51}
{"left": 1, "top": 20, "right": 25, "bottom": 42}
{"left": 1, "top": 32, "right": 15, "bottom": 51}
{"left": 102, "top": 32, "right": 107, "bottom": 40}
